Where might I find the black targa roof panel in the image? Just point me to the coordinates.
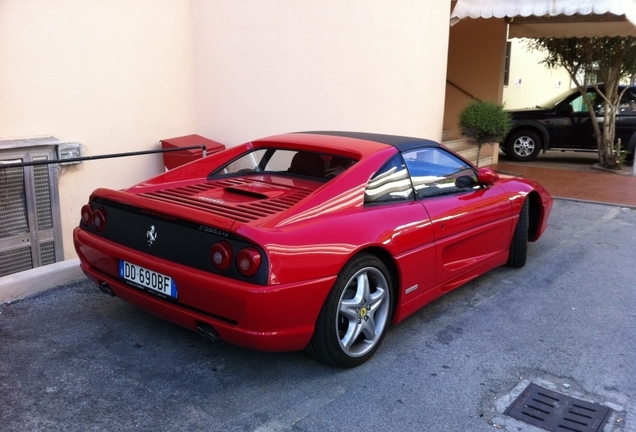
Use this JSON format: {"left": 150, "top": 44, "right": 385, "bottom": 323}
{"left": 298, "top": 131, "right": 440, "bottom": 152}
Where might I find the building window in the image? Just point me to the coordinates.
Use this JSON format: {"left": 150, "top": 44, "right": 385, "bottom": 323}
{"left": 0, "top": 139, "right": 64, "bottom": 277}
{"left": 504, "top": 42, "right": 511, "bottom": 87}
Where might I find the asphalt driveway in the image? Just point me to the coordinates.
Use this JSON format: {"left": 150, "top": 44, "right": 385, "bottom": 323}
{"left": 1, "top": 199, "right": 635, "bottom": 432}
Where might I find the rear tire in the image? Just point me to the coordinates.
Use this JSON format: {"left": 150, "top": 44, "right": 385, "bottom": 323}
{"left": 506, "top": 130, "right": 542, "bottom": 161}
{"left": 306, "top": 254, "right": 392, "bottom": 368}
{"left": 507, "top": 198, "right": 529, "bottom": 268}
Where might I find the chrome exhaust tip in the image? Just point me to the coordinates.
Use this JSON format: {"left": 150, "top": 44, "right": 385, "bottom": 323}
{"left": 197, "top": 322, "right": 221, "bottom": 342}
{"left": 98, "top": 281, "right": 115, "bottom": 297}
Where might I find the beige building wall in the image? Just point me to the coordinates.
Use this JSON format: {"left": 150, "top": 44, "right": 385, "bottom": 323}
{"left": 444, "top": 18, "right": 508, "bottom": 140}
{"left": 191, "top": 0, "right": 451, "bottom": 147}
{"left": 0, "top": 0, "right": 197, "bottom": 259}
{"left": 1, "top": 0, "right": 451, "bottom": 263}
{"left": 503, "top": 38, "right": 573, "bottom": 109}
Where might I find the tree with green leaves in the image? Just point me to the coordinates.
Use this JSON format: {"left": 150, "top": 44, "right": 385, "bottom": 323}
{"left": 528, "top": 37, "right": 636, "bottom": 169}
{"left": 458, "top": 100, "right": 511, "bottom": 167}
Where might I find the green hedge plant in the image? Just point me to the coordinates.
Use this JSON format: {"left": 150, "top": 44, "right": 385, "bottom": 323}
{"left": 458, "top": 100, "right": 511, "bottom": 166}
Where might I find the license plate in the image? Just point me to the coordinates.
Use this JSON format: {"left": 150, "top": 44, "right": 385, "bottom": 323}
{"left": 119, "top": 260, "right": 178, "bottom": 299}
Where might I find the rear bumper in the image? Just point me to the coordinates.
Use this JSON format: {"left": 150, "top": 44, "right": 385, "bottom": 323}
{"left": 74, "top": 227, "right": 335, "bottom": 352}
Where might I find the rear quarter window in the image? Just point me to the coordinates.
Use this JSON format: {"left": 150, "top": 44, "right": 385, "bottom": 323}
{"left": 364, "top": 155, "right": 414, "bottom": 204}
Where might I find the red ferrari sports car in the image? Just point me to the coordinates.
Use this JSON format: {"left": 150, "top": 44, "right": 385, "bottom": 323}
{"left": 74, "top": 132, "right": 552, "bottom": 367}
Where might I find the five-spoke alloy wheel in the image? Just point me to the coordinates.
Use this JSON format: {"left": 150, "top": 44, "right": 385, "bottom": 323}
{"left": 306, "top": 254, "right": 393, "bottom": 367}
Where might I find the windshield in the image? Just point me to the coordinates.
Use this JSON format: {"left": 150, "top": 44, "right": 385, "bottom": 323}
{"left": 208, "top": 148, "right": 357, "bottom": 181}
{"left": 533, "top": 88, "right": 579, "bottom": 109}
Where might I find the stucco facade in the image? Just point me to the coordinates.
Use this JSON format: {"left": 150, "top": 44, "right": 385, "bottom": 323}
{"left": 502, "top": 38, "right": 574, "bottom": 109}
{"left": 191, "top": 1, "right": 450, "bottom": 145}
{"left": 444, "top": 17, "right": 508, "bottom": 140}
{"left": 0, "top": 0, "right": 197, "bottom": 259}
{"left": 0, "top": 0, "right": 452, "bottom": 263}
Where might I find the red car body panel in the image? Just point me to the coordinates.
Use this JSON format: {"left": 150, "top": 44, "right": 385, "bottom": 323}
{"left": 75, "top": 228, "right": 334, "bottom": 351}
{"left": 73, "top": 132, "right": 552, "bottom": 353}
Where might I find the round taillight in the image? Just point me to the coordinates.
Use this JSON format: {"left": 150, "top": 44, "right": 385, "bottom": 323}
{"left": 92, "top": 208, "right": 107, "bottom": 232}
{"left": 236, "top": 247, "right": 262, "bottom": 277}
{"left": 81, "top": 204, "right": 93, "bottom": 226}
{"left": 210, "top": 241, "right": 232, "bottom": 271}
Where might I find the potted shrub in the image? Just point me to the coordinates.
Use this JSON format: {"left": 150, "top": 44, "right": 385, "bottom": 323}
{"left": 458, "top": 100, "right": 511, "bottom": 166}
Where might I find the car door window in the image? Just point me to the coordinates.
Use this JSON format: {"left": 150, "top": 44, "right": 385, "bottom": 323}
{"left": 364, "top": 154, "right": 414, "bottom": 204}
{"left": 402, "top": 148, "right": 477, "bottom": 199}
{"left": 618, "top": 90, "right": 636, "bottom": 115}
{"left": 569, "top": 92, "right": 599, "bottom": 113}
{"left": 570, "top": 89, "right": 636, "bottom": 116}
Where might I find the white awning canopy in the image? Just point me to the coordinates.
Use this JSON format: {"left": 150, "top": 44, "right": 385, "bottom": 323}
{"left": 451, "top": 0, "right": 636, "bottom": 37}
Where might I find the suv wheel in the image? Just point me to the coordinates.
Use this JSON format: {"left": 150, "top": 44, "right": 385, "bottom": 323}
{"left": 506, "top": 130, "right": 542, "bottom": 161}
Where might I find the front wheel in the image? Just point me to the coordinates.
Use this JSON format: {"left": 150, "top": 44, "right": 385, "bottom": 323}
{"left": 506, "top": 130, "right": 542, "bottom": 161}
{"left": 306, "top": 254, "right": 393, "bottom": 368}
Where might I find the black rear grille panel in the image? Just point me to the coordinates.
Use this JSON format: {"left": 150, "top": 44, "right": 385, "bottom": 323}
{"left": 85, "top": 198, "right": 269, "bottom": 285}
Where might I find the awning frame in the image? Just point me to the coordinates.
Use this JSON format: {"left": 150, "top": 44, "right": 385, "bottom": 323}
{"left": 450, "top": 0, "right": 636, "bottom": 37}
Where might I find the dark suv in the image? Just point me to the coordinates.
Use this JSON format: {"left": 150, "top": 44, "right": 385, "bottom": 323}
{"left": 503, "top": 85, "right": 636, "bottom": 161}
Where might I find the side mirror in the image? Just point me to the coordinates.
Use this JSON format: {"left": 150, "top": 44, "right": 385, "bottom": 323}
{"left": 455, "top": 175, "right": 476, "bottom": 189}
{"left": 476, "top": 167, "right": 499, "bottom": 184}
{"left": 455, "top": 168, "right": 499, "bottom": 189}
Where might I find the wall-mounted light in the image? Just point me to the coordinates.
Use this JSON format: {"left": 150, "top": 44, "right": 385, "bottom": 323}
{"left": 57, "top": 142, "right": 82, "bottom": 165}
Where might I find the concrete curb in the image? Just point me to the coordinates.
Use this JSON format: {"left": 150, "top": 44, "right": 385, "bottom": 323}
{"left": 0, "top": 258, "right": 86, "bottom": 304}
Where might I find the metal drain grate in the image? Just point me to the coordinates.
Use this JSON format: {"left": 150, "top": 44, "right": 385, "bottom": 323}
{"left": 505, "top": 383, "right": 611, "bottom": 432}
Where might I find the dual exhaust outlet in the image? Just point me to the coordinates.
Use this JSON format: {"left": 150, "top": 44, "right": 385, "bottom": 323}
{"left": 96, "top": 281, "right": 221, "bottom": 343}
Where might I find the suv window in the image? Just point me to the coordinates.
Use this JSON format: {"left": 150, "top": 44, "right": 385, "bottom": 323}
{"left": 619, "top": 90, "right": 636, "bottom": 115}
{"left": 569, "top": 92, "right": 599, "bottom": 113}
{"left": 572, "top": 90, "right": 636, "bottom": 116}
